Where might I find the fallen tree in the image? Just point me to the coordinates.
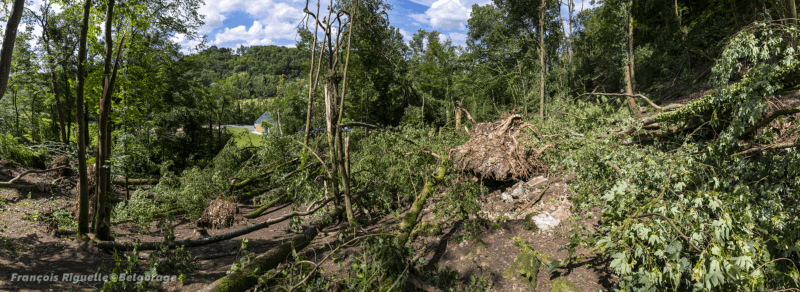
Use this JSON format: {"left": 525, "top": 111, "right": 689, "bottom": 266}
{"left": 0, "top": 166, "right": 68, "bottom": 189}
{"left": 396, "top": 161, "right": 447, "bottom": 244}
{"left": 199, "top": 198, "right": 351, "bottom": 292}
{"left": 93, "top": 196, "right": 335, "bottom": 251}
{"left": 112, "top": 178, "right": 159, "bottom": 185}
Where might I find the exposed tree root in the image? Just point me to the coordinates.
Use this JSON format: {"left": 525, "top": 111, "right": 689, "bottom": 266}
{"left": 397, "top": 162, "right": 447, "bottom": 244}
{"left": 93, "top": 197, "right": 335, "bottom": 251}
{"left": 199, "top": 199, "right": 349, "bottom": 292}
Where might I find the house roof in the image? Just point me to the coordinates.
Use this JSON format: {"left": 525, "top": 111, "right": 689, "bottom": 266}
{"left": 254, "top": 112, "right": 272, "bottom": 125}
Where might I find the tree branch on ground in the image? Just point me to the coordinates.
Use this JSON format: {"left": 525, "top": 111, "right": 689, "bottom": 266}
{"left": 0, "top": 166, "right": 69, "bottom": 189}
{"left": 199, "top": 196, "right": 356, "bottom": 292}
{"left": 93, "top": 196, "right": 336, "bottom": 251}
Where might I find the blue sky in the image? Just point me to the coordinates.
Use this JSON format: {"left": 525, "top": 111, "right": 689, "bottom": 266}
{"left": 173, "top": 0, "right": 599, "bottom": 54}
{"left": 12, "top": 0, "right": 597, "bottom": 55}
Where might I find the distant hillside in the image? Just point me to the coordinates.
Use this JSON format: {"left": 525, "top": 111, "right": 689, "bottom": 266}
{"left": 183, "top": 45, "right": 305, "bottom": 98}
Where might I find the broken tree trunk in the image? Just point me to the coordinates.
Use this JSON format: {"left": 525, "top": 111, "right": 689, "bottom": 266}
{"left": 199, "top": 200, "right": 349, "bottom": 292}
{"left": 93, "top": 197, "right": 334, "bottom": 251}
{"left": 396, "top": 162, "right": 447, "bottom": 245}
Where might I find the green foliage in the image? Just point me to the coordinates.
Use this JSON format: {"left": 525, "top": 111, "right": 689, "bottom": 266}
{"left": 503, "top": 238, "right": 542, "bottom": 289}
{"left": 0, "top": 133, "right": 48, "bottom": 168}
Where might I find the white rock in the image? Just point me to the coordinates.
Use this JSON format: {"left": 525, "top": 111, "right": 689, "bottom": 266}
{"left": 532, "top": 212, "right": 560, "bottom": 231}
{"left": 501, "top": 192, "right": 513, "bottom": 202}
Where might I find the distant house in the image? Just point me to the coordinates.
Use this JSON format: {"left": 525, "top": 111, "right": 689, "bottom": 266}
{"left": 254, "top": 112, "right": 274, "bottom": 134}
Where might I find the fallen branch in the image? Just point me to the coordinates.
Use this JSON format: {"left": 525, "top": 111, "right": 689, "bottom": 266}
{"left": 455, "top": 100, "right": 477, "bottom": 127}
{"left": 408, "top": 274, "right": 443, "bottom": 292}
{"left": 243, "top": 192, "right": 287, "bottom": 219}
{"left": 0, "top": 166, "right": 68, "bottom": 189}
{"left": 396, "top": 160, "right": 447, "bottom": 244}
{"left": 581, "top": 92, "right": 684, "bottom": 111}
{"left": 737, "top": 106, "right": 800, "bottom": 139}
{"left": 199, "top": 197, "right": 352, "bottom": 292}
{"left": 230, "top": 158, "right": 299, "bottom": 190}
{"left": 733, "top": 142, "right": 800, "bottom": 156}
{"left": 112, "top": 178, "right": 159, "bottom": 185}
{"left": 93, "top": 196, "right": 335, "bottom": 251}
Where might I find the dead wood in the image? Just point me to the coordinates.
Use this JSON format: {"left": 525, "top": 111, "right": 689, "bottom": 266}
{"left": 448, "top": 114, "right": 549, "bottom": 181}
{"left": 455, "top": 100, "right": 477, "bottom": 127}
{"left": 582, "top": 92, "right": 684, "bottom": 111}
{"left": 112, "top": 178, "right": 159, "bottom": 185}
{"left": 244, "top": 192, "right": 287, "bottom": 219}
{"left": 396, "top": 162, "right": 446, "bottom": 244}
{"left": 46, "top": 156, "right": 71, "bottom": 178}
{"left": 733, "top": 142, "right": 800, "bottom": 156}
{"left": 93, "top": 196, "right": 335, "bottom": 251}
{"left": 0, "top": 166, "right": 69, "bottom": 189}
{"left": 199, "top": 198, "right": 349, "bottom": 292}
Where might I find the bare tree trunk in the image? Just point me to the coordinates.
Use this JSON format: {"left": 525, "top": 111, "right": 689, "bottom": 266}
{"left": 94, "top": 0, "right": 121, "bottom": 240}
{"left": 48, "top": 58, "right": 68, "bottom": 144}
{"left": 625, "top": 0, "right": 641, "bottom": 120}
{"left": 303, "top": 0, "right": 322, "bottom": 147}
{"left": 788, "top": 0, "right": 797, "bottom": 49}
{"left": 0, "top": 0, "right": 25, "bottom": 102}
{"left": 13, "top": 88, "right": 19, "bottom": 137}
{"left": 324, "top": 85, "right": 341, "bottom": 206}
{"left": 539, "top": 0, "right": 546, "bottom": 118}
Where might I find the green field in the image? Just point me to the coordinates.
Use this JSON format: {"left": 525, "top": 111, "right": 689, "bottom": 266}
{"left": 227, "top": 126, "right": 262, "bottom": 147}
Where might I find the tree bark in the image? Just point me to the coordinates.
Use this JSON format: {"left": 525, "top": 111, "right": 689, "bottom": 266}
{"left": 0, "top": 0, "right": 25, "bottom": 102}
{"left": 95, "top": 0, "right": 123, "bottom": 240}
{"left": 787, "top": 0, "right": 797, "bottom": 49}
{"left": 539, "top": 0, "right": 546, "bottom": 118}
{"left": 46, "top": 48, "right": 68, "bottom": 144}
{"left": 625, "top": 0, "right": 641, "bottom": 120}
{"left": 396, "top": 163, "right": 446, "bottom": 244}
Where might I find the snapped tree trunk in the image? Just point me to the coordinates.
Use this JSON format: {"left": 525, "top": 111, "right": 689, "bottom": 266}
{"left": 0, "top": 0, "right": 25, "bottom": 102}
{"left": 397, "top": 162, "right": 447, "bottom": 244}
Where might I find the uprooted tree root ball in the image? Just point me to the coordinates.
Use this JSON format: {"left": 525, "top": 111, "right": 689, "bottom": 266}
{"left": 72, "top": 164, "right": 97, "bottom": 219}
{"left": 448, "top": 113, "right": 550, "bottom": 181}
{"left": 197, "top": 198, "right": 241, "bottom": 229}
{"left": 46, "top": 155, "right": 71, "bottom": 178}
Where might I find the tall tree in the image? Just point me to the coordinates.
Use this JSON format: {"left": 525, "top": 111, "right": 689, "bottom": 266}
{"left": 95, "top": 0, "right": 125, "bottom": 240}
{"left": 538, "top": 0, "right": 545, "bottom": 118}
{"left": 75, "top": 0, "right": 92, "bottom": 235}
{"left": 32, "top": 0, "right": 69, "bottom": 144}
{"left": 0, "top": 0, "right": 26, "bottom": 102}
{"left": 623, "top": 0, "right": 640, "bottom": 120}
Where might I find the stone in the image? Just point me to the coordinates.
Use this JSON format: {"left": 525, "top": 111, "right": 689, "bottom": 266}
{"left": 531, "top": 212, "right": 560, "bottom": 231}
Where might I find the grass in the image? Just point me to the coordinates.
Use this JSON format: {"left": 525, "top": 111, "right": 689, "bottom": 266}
{"left": 227, "top": 127, "right": 262, "bottom": 147}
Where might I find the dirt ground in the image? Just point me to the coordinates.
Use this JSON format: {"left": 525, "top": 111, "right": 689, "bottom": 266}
{"left": 0, "top": 159, "right": 616, "bottom": 291}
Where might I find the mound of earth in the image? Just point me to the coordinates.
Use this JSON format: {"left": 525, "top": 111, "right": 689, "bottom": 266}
{"left": 197, "top": 199, "right": 241, "bottom": 229}
{"left": 47, "top": 155, "right": 71, "bottom": 178}
{"left": 448, "top": 113, "right": 549, "bottom": 182}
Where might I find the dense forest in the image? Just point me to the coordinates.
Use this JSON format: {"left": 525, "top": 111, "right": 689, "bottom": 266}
{"left": 0, "top": 0, "right": 799, "bottom": 290}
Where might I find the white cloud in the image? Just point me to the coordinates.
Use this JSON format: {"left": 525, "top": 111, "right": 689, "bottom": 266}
{"left": 212, "top": 21, "right": 290, "bottom": 47}
{"left": 172, "top": 33, "right": 203, "bottom": 54}
{"left": 398, "top": 28, "right": 412, "bottom": 41}
{"left": 196, "top": 0, "right": 304, "bottom": 46}
{"left": 437, "top": 33, "right": 447, "bottom": 44}
{"left": 449, "top": 32, "right": 467, "bottom": 43}
{"left": 414, "top": 0, "right": 472, "bottom": 30}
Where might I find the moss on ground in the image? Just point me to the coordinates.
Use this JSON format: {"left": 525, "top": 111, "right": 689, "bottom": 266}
{"left": 550, "top": 278, "right": 580, "bottom": 292}
{"left": 503, "top": 248, "right": 541, "bottom": 290}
